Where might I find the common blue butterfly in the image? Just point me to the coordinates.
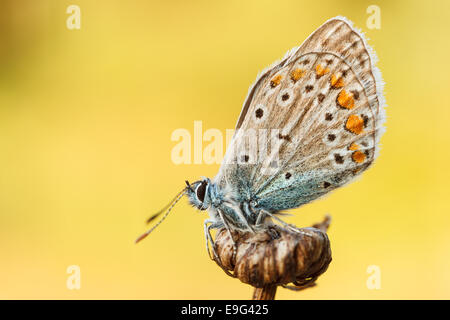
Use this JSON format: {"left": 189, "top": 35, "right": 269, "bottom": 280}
{"left": 136, "top": 17, "right": 386, "bottom": 262}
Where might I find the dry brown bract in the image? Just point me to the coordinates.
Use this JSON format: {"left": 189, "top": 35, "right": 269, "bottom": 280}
{"left": 213, "top": 216, "right": 332, "bottom": 299}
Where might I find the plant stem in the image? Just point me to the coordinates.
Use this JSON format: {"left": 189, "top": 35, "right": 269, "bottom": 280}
{"left": 252, "top": 285, "right": 277, "bottom": 300}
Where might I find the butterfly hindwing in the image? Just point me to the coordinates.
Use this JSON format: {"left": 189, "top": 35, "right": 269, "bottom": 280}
{"left": 215, "top": 17, "right": 385, "bottom": 211}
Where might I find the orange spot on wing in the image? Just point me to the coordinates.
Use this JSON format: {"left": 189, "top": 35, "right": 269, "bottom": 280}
{"left": 348, "top": 142, "right": 359, "bottom": 151}
{"left": 337, "top": 89, "right": 355, "bottom": 109}
{"left": 346, "top": 115, "right": 364, "bottom": 135}
{"left": 316, "top": 64, "right": 330, "bottom": 77}
{"left": 352, "top": 150, "right": 366, "bottom": 163}
{"left": 290, "top": 68, "right": 305, "bottom": 82}
{"left": 331, "top": 74, "right": 345, "bottom": 88}
{"left": 270, "top": 74, "right": 282, "bottom": 87}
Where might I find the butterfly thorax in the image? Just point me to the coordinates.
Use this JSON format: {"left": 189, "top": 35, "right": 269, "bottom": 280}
{"left": 186, "top": 178, "right": 263, "bottom": 229}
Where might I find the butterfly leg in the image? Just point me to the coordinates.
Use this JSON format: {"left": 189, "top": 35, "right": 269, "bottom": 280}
{"left": 261, "top": 210, "right": 312, "bottom": 237}
{"left": 204, "top": 218, "right": 235, "bottom": 277}
{"left": 203, "top": 219, "right": 221, "bottom": 261}
{"left": 216, "top": 209, "right": 237, "bottom": 261}
{"left": 255, "top": 210, "right": 267, "bottom": 226}
{"left": 224, "top": 201, "right": 255, "bottom": 233}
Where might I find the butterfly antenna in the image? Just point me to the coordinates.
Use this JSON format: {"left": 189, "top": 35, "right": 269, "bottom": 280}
{"left": 135, "top": 187, "right": 188, "bottom": 244}
{"left": 145, "top": 187, "right": 187, "bottom": 224}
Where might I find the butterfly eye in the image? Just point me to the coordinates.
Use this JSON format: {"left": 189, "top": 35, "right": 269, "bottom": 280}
{"left": 196, "top": 181, "right": 207, "bottom": 203}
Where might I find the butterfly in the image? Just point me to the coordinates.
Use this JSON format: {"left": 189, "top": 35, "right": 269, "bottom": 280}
{"left": 136, "top": 16, "right": 386, "bottom": 261}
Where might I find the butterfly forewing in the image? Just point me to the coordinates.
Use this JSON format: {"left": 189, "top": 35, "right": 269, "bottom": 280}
{"left": 215, "top": 17, "right": 385, "bottom": 211}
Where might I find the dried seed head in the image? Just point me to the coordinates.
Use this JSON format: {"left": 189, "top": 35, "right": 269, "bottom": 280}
{"left": 213, "top": 216, "right": 332, "bottom": 289}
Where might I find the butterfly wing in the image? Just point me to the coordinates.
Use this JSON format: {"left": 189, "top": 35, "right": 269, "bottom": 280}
{"left": 215, "top": 17, "right": 385, "bottom": 211}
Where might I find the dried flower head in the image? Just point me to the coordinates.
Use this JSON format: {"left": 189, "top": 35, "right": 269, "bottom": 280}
{"left": 213, "top": 216, "right": 332, "bottom": 295}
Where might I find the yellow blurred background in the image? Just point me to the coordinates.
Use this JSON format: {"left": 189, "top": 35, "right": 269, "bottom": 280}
{"left": 1, "top": 0, "right": 449, "bottom": 299}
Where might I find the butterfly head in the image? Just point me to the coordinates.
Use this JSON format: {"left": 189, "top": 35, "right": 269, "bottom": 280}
{"left": 185, "top": 178, "right": 211, "bottom": 211}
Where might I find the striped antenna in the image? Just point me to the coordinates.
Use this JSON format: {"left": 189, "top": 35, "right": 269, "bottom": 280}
{"left": 135, "top": 187, "right": 188, "bottom": 244}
